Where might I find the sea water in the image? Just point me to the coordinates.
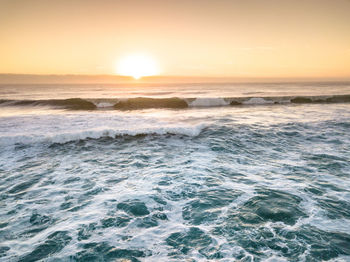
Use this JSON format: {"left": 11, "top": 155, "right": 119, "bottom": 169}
{"left": 0, "top": 82, "right": 350, "bottom": 261}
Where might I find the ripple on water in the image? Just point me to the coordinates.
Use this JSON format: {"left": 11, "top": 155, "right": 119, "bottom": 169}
{"left": 182, "top": 188, "right": 242, "bottom": 225}
{"left": 19, "top": 231, "right": 72, "bottom": 262}
{"left": 317, "top": 197, "right": 350, "bottom": 219}
{"left": 101, "top": 214, "right": 131, "bottom": 228}
{"left": 117, "top": 200, "right": 150, "bottom": 217}
{"left": 0, "top": 104, "right": 350, "bottom": 261}
{"left": 166, "top": 227, "right": 217, "bottom": 258}
{"left": 235, "top": 189, "right": 306, "bottom": 226}
{"left": 74, "top": 242, "right": 148, "bottom": 262}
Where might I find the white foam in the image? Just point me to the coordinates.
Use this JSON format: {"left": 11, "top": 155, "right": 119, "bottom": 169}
{"left": 188, "top": 98, "right": 230, "bottom": 107}
{"left": 263, "top": 255, "right": 289, "bottom": 262}
{"left": 243, "top": 97, "right": 274, "bottom": 105}
{"left": 308, "top": 216, "right": 350, "bottom": 235}
{"left": 94, "top": 102, "right": 115, "bottom": 108}
{"left": 0, "top": 113, "right": 205, "bottom": 146}
{"left": 328, "top": 255, "right": 350, "bottom": 262}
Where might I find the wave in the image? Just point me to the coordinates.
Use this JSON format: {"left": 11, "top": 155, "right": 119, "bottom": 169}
{"left": 0, "top": 98, "right": 96, "bottom": 110}
{"left": 1, "top": 94, "right": 350, "bottom": 110}
{"left": 242, "top": 97, "right": 275, "bottom": 105}
{"left": 0, "top": 124, "right": 205, "bottom": 146}
{"left": 114, "top": 97, "right": 188, "bottom": 109}
{"left": 188, "top": 98, "right": 230, "bottom": 107}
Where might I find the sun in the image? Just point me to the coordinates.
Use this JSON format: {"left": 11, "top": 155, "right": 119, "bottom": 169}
{"left": 116, "top": 54, "right": 159, "bottom": 79}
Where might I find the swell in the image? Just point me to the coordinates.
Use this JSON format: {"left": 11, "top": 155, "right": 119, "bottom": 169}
{"left": 1, "top": 94, "right": 350, "bottom": 110}
{"left": 0, "top": 125, "right": 205, "bottom": 146}
{"left": 114, "top": 97, "right": 188, "bottom": 109}
{"left": 0, "top": 98, "right": 96, "bottom": 110}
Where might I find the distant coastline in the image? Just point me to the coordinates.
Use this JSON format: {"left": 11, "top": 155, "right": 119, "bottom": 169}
{"left": 0, "top": 73, "right": 349, "bottom": 84}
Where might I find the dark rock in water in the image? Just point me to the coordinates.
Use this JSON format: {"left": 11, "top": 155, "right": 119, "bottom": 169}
{"left": 230, "top": 101, "right": 242, "bottom": 105}
{"left": 117, "top": 200, "right": 150, "bottom": 216}
{"left": 19, "top": 231, "right": 72, "bottom": 262}
{"left": 114, "top": 97, "right": 188, "bottom": 109}
{"left": 237, "top": 189, "right": 306, "bottom": 225}
{"left": 291, "top": 97, "right": 313, "bottom": 103}
{"left": 166, "top": 227, "right": 212, "bottom": 255}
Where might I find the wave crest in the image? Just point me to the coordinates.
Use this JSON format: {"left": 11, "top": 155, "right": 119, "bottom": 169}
{"left": 0, "top": 125, "right": 205, "bottom": 146}
{"left": 1, "top": 94, "right": 350, "bottom": 110}
{"left": 188, "top": 98, "right": 230, "bottom": 107}
{"left": 114, "top": 97, "right": 188, "bottom": 109}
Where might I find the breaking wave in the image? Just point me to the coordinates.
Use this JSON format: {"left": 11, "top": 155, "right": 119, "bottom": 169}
{"left": 188, "top": 98, "right": 230, "bottom": 107}
{"left": 1, "top": 94, "right": 350, "bottom": 110}
{"left": 0, "top": 125, "right": 205, "bottom": 146}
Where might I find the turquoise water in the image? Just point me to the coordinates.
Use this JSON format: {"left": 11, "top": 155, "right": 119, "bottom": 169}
{"left": 0, "top": 83, "right": 350, "bottom": 261}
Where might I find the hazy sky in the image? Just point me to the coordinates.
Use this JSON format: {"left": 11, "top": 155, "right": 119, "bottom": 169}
{"left": 1, "top": 0, "right": 350, "bottom": 77}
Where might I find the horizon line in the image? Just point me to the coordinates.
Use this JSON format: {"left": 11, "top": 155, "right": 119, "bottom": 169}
{"left": 0, "top": 73, "right": 350, "bottom": 84}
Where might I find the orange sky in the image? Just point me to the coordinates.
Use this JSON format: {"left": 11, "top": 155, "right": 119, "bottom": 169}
{"left": 1, "top": 0, "right": 350, "bottom": 78}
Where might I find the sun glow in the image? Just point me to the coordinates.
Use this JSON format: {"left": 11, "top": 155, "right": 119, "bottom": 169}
{"left": 116, "top": 54, "right": 159, "bottom": 79}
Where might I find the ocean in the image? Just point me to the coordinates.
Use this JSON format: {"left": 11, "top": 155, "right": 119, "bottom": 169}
{"left": 0, "top": 82, "right": 350, "bottom": 261}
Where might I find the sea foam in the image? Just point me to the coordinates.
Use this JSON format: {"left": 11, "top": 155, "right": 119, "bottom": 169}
{"left": 1, "top": 94, "right": 349, "bottom": 111}
{"left": 188, "top": 98, "right": 230, "bottom": 107}
{"left": 0, "top": 114, "right": 205, "bottom": 146}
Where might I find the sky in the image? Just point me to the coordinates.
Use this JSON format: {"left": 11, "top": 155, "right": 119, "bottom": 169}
{"left": 1, "top": 0, "right": 350, "bottom": 78}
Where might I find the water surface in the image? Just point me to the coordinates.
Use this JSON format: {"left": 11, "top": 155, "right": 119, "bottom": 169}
{"left": 0, "top": 82, "right": 350, "bottom": 261}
